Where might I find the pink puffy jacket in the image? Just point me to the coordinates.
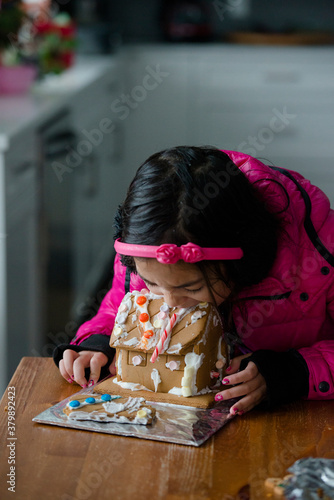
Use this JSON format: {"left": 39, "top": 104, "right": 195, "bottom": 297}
{"left": 71, "top": 151, "right": 334, "bottom": 401}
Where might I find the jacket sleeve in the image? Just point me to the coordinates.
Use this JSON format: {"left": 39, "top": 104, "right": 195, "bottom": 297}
{"left": 238, "top": 276, "right": 334, "bottom": 406}
{"left": 298, "top": 276, "right": 334, "bottom": 400}
{"left": 298, "top": 341, "right": 334, "bottom": 400}
{"left": 71, "top": 253, "right": 145, "bottom": 346}
{"left": 239, "top": 348, "right": 310, "bottom": 408}
{"left": 53, "top": 334, "right": 115, "bottom": 379}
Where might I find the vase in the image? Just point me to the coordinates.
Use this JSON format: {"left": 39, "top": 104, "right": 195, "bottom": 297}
{"left": 0, "top": 64, "right": 37, "bottom": 95}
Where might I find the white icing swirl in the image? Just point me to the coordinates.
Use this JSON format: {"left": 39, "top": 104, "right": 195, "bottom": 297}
{"left": 166, "top": 343, "right": 182, "bottom": 354}
{"left": 113, "top": 378, "right": 152, "bottom": 392}
{"left": 103, "top": 396, "right": 144, "bottom": 414}
{"left": 191, "top": 310, "right": 206, "bottom": 323}
{"left": 117, "top": 350, "right": 123, "bottom": 378}
{"left": 116, "top": 312, "right": 128, "bottom": 325}
{"left": 151, "top": 368, "right": 161, "bottom": 392}
{"left": 123, "top": 337, "right": 139, "bottom": 347}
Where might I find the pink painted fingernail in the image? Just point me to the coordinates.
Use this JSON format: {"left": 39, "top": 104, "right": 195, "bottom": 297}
{"left": 67, "top": 378, "right": 73, "bottom": 384}
{"left": 238, "top": 410, "right": 244, "bottom": 416}
{"left": 215, "top": 393, "right": 224, "bottom": 401}
{"left": 88, "top": 380, "right": 94, "bottom": 387}
{"left": 81, "top": 383, "right": 88, "bottom": 388}
{"left": 222, "top": 378, "right": 230, "bottom": 385}
{"left": 232, "top": 407, "right": 239, "bottom": 415}
{"left": 226, "top": 365, "right": 232, "bottom": 372}
{"left": 71, "top": 374, "right": 75, "bottom": 379}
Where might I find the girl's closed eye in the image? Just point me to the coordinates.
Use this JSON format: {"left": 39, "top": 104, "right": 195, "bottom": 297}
{"left": 144, "top": 280, "right": 203, "bottom": 294}
{"left": 147, "top": 283, "right": 203, "bottom": 293}
{"left": 144, "top": 281, "right": 158, "bottom": 289}
{"left": 184, "top": 287, "right": 203, "bottom": 293}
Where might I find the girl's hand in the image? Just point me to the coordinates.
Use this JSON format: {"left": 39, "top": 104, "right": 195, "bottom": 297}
{"left": 59, "top": 349, "right": 116, "bottom": 388}
{"left": 215, "top": 354, "right": 267, "bottom": 415}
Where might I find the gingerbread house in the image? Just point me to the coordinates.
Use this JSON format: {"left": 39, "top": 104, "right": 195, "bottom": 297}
{"left": 108, "top": 291, "right": 228, "bottom": 399}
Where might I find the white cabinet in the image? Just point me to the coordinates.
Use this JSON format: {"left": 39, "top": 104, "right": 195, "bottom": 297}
{"left": 3, "top": 129, "right": 43, "bottom": 388}
{"left": 186, "top": 46, "right": 334, "bottom": 202}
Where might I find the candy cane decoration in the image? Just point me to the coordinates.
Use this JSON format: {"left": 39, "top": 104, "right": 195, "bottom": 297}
{"left": 150, "top": 308, "right": 186, "bottom": 363}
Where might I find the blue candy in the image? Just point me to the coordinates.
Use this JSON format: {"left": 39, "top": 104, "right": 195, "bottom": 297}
{"left": 85, "top": 397, "right": 96, "bottom": 404}
{"left": 101, "top": 394, "right": 112, "bottom": 402}
{"left": 69, "top": 400, "right": 80, "bottom": 408}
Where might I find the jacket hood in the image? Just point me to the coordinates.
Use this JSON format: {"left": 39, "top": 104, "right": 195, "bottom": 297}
{"left": 222, "top": 150, "right": 332, "bottom": 296}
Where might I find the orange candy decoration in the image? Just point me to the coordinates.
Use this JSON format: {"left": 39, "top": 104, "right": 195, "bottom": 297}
{"left": 139, "top": 312, "right": 149, "bottom": 323}
{"left": 143, "top": 330, "right": 154, "bottom": 339}
{"left": 136, "top": 296, "right": 147, "bottom": 306}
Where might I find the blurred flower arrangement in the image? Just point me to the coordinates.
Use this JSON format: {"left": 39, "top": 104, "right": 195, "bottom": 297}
{"left": 33, "top": 11, "right": 76, "bottom": 74}
{"left": 0, "top": 0, "right": 76, "bottom": 80}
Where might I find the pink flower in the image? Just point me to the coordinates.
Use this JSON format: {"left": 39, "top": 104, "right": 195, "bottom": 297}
{"left": 156, "top": 244, "right": 180, "bottom": 264}
{"left": 181, "top": 243, "right": 204, "bottom": 263}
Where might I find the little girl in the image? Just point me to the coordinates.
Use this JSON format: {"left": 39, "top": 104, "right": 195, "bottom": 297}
{"left": 54, "top": 146, "right": 334, "bottom": 416}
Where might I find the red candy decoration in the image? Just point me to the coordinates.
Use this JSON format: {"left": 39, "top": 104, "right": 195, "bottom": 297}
{"left": 136, "top": 295, "right": 147, "bottom": 306}
{"left": 143, "top": 330, "right": 154, "bottom": 339}
{"left": 139, "top": 313, "right": 149, "bottom": 323}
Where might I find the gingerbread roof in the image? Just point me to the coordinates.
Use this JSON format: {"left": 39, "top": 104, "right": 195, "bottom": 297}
{"left": 110, "top": 292, "right": 220, "bottom": 355}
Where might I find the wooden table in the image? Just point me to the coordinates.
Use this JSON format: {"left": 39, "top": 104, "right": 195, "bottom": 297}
{"left": 0, "top": 357, "right": 333, "bottom": 500}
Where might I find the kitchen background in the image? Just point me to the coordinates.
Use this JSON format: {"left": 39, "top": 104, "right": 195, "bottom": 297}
{"left": 0, "top": 0, "right": 333, "bottom": 394}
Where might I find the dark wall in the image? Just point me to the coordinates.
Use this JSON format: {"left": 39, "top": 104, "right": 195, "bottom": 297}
{"left": 68, "top": 0, "right": 334, "bottom": 45}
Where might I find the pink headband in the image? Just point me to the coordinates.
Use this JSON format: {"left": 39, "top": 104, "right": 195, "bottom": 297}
{"left": 114, "top": 239, "right": 243, "bottom": 264}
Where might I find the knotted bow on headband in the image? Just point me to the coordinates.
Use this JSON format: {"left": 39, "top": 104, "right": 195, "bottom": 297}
{"left": 114, "top": 239, "right": 243, "bottom": 264}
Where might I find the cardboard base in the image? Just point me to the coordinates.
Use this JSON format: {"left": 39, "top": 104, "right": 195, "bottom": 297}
{"left": 94, "top": 377, "right": 220, "bottom": 409}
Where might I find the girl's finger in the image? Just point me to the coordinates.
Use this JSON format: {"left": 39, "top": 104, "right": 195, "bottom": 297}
{"left": 216, "top": 374, "right": 263, "bottom": 402}
{"left": 72, "top": 356, "right": 89, "bottom": 388}
{"left": 226, "top": 353, "right": 252, "bottom": 374}
{"left": 109, "top": 356, "right": 116, "bottom": 376}
{"left": 222, "top": 361, "right": 258, "bottom": 386}
{"left": 88, "top": 352, "right": 108, "bottom": 386}
{"left": 62, "top": 349, "right": 79, "bottom": 382}
{"left": 58, "top": 359, "right": 73, "bottom": 383}
{"left": 229, "top": 387, "right": 267, "bottom": 415}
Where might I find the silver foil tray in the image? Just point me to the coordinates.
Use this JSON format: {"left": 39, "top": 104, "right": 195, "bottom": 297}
{"left": 32, "top": 382, "right": 236, "bottom": 447}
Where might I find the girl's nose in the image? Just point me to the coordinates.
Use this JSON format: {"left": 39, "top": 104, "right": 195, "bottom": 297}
{"left": 163, "top": 291, "right": 182, "bottom": 308}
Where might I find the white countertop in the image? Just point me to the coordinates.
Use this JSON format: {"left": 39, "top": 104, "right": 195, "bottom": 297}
{"left": 0, "top": 56, "right": 117, "bottom": 152}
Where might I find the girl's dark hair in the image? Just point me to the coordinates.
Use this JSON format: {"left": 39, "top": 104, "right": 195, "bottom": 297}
{"left": 115, "top": 146, "right": 283, "bottom": 305}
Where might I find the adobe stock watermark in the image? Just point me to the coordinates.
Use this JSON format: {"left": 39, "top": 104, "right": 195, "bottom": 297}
{"left": 182, "top": 106, "right": 296, "bottom": 223}
{"left": 61, "top": 455, "right": 125, "bottom": 500}
{"left": 234, "top": 233, "right": 334, "bottom": 341}
{"left": 31, "top": 320, "right": 78, "bottom": 358}
{"left": 237, "top": 106, "right": 296, "bottom": 157}
{"left": 31, "top": 277, "right": 113, "bottom": 358}
{"left": 248, "top": 434, "right": 309, "bottom": 493}
{"left": 182, "top": 159, "right": 241, "bottom": 223}
{"left": 52, "top": 65, "right": 170, "bottom": 183}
